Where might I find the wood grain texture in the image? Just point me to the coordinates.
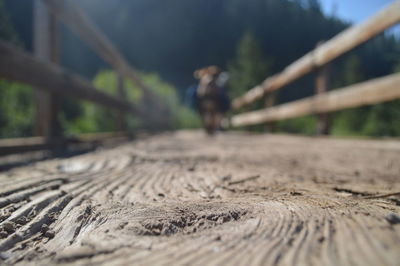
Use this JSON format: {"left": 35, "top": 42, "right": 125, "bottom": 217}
{"left": 33, "top": 0, "right": 60, "bottom": 137}
{"left": 314, "top": 48, "right": 330, "bottom": 135}
{"left": 0, "top": 131, "right": 399, "bottom": 265}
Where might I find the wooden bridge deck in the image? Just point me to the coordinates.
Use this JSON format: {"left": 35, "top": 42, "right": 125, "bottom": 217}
{"left": 0, "top": 131, "right": 400, "bottom": 265}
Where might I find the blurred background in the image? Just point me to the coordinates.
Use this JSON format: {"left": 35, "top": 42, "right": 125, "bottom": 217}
{"left": 0, "top": 0, "right": 399, "bottom": 138}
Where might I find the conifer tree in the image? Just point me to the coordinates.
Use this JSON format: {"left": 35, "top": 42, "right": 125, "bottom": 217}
{"left": 228, "top": 32, "right": 272, "bottom": 100}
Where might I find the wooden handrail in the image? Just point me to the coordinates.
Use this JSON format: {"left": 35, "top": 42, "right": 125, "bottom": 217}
{"left": 231, "top": 73, "right": 400, "bottom": 127}
{"left": 232, "top": 0, "right": 400, "bottom": 109}
{"left": 0, "top": 40, "right": 140, "bottom": 114}
{"left": 42, "top": 0, "right": 168, "bottom": 113}
{"left": 0, "top": 132, "right": 129, "bottom": 156}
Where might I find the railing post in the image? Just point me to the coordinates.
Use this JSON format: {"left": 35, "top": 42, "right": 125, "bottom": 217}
{"left": 33, "top": 0, "right": 60, "bottom": 138}
{"left": 314, "top": 42, "right": 331, "bottom": 135}
{"left": 265, "top": 93, "right": 276, "bottom": 133}
{"left": 116, "top": 73, "right": 127, "bottom": 131}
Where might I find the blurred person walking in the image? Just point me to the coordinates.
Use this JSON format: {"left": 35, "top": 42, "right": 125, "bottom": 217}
{"left": 185, "top": 66, "right": 230, "bottom": 135}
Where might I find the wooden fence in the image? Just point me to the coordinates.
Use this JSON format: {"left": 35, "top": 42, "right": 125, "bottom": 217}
{"left": 0, "top": 0, "right": 169, "bottom": 156}
{"left": 0, "top": 41, "right": 137, "bottom": 114}
{"left": 0, "top": 132, "right": 128, "bottom": 157}
{"left": 231, "top": 1, "right": 400, "bottom": 130}
{"left": 1, "top": 0, "right": 399, "bottom": 156}
{"left": 42, "top": 0, "right": 167, "bottom": 112}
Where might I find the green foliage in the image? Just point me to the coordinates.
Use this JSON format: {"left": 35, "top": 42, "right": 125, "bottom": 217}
{"left": 276, "top": 115, "right": 316, "bottom": 136}
{"left": 0, "top": 3, "right": 31, "bottom": 138}
{"left": 330, "top": 101, "right": 400, "bottom": 138}
{"left": 171, "top": 105, "right": 202, "bottom": 129}
{"left": 358, "top": 62, "right": 400, "bottom": 137}
{"left": 362, "top": 100, "right": 400, "bottom": 137}
{"left": 341, "top": 55, "right": 365, "bottom": 85}
{"left": 395, "top": 64, "right": 400, "bottom": 73}
{"left": 0, "top": 80, "right": 34, "bottom": 138}
{"left": 330, "top": 55, "right": 369, "bottom": 136}
{"left": 331, "top": 108, "right": 368, "bottom": 137}
{"left": 60, "top": 71, "right": 119, "bottom": 134}
{"left": 228, "top": 32, "right": 272, "bottom": 100}
{"left": 330, "top": 55, "right": 400, "bottom": 138}
{"left": 1, "top": 0, "right": 399, "bottom": 137}
{"left": 139, "top": 73, "right": 201, "bottom": 129}
{"left": 61, "top": 71, "right": 201, "bottom": 135}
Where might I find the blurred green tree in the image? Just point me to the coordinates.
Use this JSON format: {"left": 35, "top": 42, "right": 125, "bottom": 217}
{"left": 0, "top": 80, "right": 34, "bottom": 138}
{"left": 1, "top": 0, "right": 400, "bottom": 137}
{"left": 0, "top": 0, "right": 33, "bottom": 138}
{"left": 61, "top": 71, "right": 201, "bottom": 135}
{"left": 228, "top": 31, "right": 272, "bottom": 101}
{"left": 331, "top": 55, "right": 369, "bottom": 136}
{"left": 362, "top": 62, "right": 400, "bottom": 137}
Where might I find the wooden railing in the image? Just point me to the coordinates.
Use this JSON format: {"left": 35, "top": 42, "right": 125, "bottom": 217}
{"left": 1, "top": 0, "right": 399, "bottom": 157}
{"left": 0, "top": 41, "right": 137, "bottom": 114}
{"left": 232, "top": 74, "right": 400, "bottom": 127}
{"left": 0, "top": 0, "right": 170, "bottom": 155}
{"left": 0, "top": 132, "right": 128, "bottom": 157}
{"left": 42, "top": 0, "right": 168, "bottom": 113}
{"left": 231, "top": 1, "right": 400, "bottom": 129}
{"left": 0, "top": 0, "right": 169, "bottom": 156}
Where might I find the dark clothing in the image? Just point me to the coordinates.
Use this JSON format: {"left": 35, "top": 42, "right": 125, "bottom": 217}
{"left": 185, "top": 84, "right": 199, "bottom": 110}
{"left": 185, "top": 84, "right": 230, "bottom": 113}
{"left": 217, "top": 86, "right": 231, "bottom": 113}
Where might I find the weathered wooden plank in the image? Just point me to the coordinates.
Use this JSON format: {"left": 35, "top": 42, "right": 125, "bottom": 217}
{"left": 0, "top": 132, "right": 129, "bottom": 156}
{"left": 33, "top": 0, "right": 60, "bottom": 138}
{"left": 264, "top": 93, "right": 276, "bottom": 133}
{"left": 41, "top": 0, "right": 139, "bottom": 86}
{"left": 0, "top": 137, "right": 55, "bottom": 156}
{"left": 42, "top": 0, "right": 167, "bottom": 113}
{"left": 116, "top": 74, "right": 127, "bottom": 131}
{"left": 231, "top": 73, "right": 400, "bottom": 127}
{"left": 232, "top": 0, "right": 400, "bottom": 109}
{"left": 314, "top": 45, "right": 331, "bottom": 135}
{"left": 1, "top": 132, "right": 400, "bottom": 265}
{"left": 0, "top": 40, "right": 138, "bottom": 114}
